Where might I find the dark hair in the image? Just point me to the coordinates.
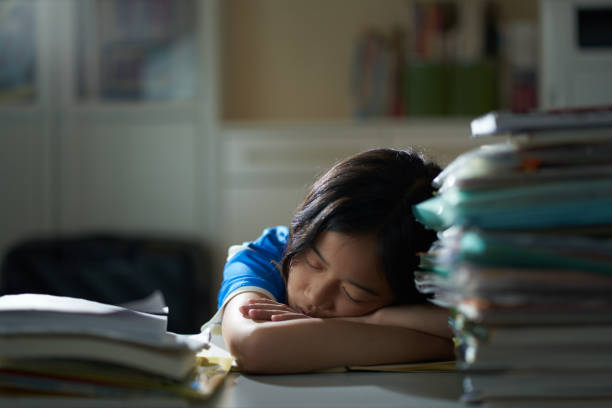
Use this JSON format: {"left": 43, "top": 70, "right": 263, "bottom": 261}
{"left": 281, "top": 148, "right": 440, "bottom": 305}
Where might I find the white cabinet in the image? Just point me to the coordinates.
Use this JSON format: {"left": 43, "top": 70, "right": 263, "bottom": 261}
{"left": 218, "top": 120, "right": 480, "bottom": 250}
{"left": 0, "top": 0, "right": 220, "bottom": 258}
{"left": 540, "top": 0, "right": 612, "bottom": 108}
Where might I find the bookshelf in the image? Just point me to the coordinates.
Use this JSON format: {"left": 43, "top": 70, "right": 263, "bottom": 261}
{"left": 221, "top": 0, "right": 538, "bottom": 122}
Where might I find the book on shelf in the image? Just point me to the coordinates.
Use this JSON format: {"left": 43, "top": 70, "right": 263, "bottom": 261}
{"left": 470, "top": 106, "right": 612, "bottom": 138}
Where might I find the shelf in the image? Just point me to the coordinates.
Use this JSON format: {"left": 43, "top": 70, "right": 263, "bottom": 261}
{"left": 220, "top": 117, "right": 477, "bottom": 147}
{"left": 221, "top": 116, "right": 474, "bottom": 132}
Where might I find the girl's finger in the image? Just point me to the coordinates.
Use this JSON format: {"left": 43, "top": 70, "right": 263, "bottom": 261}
{"left": 246, "top": 308, "right": 291, "bottom": 320}
{"left": 270, "top": 313, "right": 310, "bottom": 321}
{"left": 240, "top": 304, "right": 291, "bottom": 314}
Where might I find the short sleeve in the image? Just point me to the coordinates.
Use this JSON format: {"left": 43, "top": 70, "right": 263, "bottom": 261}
{"left": 217, "top": 226, "right": 289, "bottom": 308}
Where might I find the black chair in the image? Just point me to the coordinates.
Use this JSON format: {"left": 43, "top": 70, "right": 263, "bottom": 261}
{"left": 0, "top": 234, "right": 213, "bottom": 334}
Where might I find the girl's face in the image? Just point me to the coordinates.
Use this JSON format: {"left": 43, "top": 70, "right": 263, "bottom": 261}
{"left": 286, "top": 231, "right": 394, "bottom": 318}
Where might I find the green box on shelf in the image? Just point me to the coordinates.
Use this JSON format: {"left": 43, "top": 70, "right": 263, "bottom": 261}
{"left": 405, "top": 60, "right": 499, "bottom": 117}
{"left": 448, "top": 60, "right": 498, "bottom": 116}
{"left": 405, "top": 62, "right": 450, "bottom": 116}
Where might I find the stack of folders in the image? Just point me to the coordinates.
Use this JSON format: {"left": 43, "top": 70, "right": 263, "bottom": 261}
{"left": 412, "top": 107, "right": 612, "bottom": 404}
{"left": 0, "top": 292, "right": 230, "bottom": 407}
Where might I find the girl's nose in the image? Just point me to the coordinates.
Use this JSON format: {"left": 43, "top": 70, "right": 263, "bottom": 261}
{"left": 306, "top": 277, "right": 335, "bottom": 311}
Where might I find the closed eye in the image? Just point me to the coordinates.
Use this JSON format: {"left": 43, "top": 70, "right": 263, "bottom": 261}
{"left": 342, "top": 286, "right": 366, "bottom": 304}
{"left": 305, "top": 257, "right": 323, "bottom": 270}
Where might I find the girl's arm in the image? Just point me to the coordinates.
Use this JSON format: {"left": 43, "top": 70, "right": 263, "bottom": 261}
{"left": 356, "top": 304, "right": 453, "bottom": 339}
{"left": 236, "top": 297, "right": 453, "bottom": 339}
{"left": 222, "top": 292, "right": 454, "bottom": 374}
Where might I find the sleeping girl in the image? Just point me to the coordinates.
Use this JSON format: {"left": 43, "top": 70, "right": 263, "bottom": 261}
{"left": 206, "top": 148, "right": 453, "bottom": 373}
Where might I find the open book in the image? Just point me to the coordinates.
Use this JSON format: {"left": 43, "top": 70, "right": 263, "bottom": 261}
{"left": 324, "top": 360, "right": 456, "bottom": 373}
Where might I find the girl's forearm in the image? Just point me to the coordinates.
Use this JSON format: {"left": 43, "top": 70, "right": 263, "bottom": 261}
{"left": 239, "top": 317, "right": 453, "bottom": 373}
{"left": 362, "top": 304, "right": 453, "bottom": 339}
{"left": 222, "top": 293, "right": 453, "bottom": 374}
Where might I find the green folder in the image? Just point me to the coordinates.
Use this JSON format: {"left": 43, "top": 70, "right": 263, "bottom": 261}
{"left": 448, "top": 230, "right": 612, "bottom": 275}
{"left": 413, "top": 179, "right": 612, "bottom": 231}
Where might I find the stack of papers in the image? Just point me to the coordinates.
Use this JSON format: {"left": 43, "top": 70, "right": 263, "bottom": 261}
{"left": 413, "top": 108, "right": 612, "bottom": 403}
{"left": 0, "top": 293, "right": 230, "bottom": 404}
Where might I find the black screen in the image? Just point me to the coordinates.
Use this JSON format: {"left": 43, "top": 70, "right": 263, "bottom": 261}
{"left": 577, "top": 8, "right": 612, "bottom": 48}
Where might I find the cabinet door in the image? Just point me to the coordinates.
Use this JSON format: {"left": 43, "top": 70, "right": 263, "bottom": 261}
{"left": 59, "top": 0, "right": 212, "bottom": 236}
{"left": 0, "top": 0, "right": 54, "bottom": 257}
{"left": 75, "top": 0, "right": 197, "bottom": 103}
{"left": 0, "top": 0, "right": 37, "bottom": 104}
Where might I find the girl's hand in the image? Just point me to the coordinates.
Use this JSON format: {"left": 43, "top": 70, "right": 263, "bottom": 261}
{"left": 239, "top": 298, "right": 311, "bottom": 322}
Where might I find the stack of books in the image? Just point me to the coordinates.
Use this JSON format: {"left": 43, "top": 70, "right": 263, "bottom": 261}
{"left": 412, "top": 107, "right": 612, "bottom": 403}
{"left": 0, "top": 292, "right": 231, "bottom": 405}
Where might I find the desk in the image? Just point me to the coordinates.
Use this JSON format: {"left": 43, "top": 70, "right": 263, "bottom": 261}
{"left": 206, "top": 371, "right": 464, "bottom": 407}
{"left": 204, "top": 372, "right": 612, "bottom": 408}
{"left": 0, "top": 372, "right": 463, "bottom": 408}
{"left": 3, "top": 371, "right": 610, "bottom": 407}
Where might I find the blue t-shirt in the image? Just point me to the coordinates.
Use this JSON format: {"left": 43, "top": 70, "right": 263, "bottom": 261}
{"left": 217, "top": 226, "right": 289, "bottom": 309}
